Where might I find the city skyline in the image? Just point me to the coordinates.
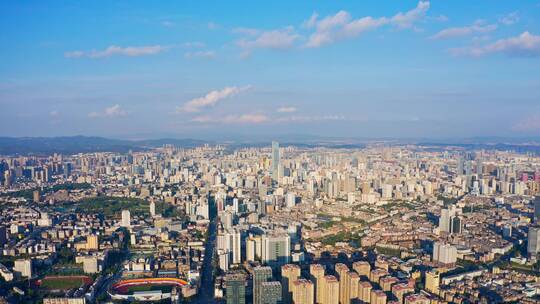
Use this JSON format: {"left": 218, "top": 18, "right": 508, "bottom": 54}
{"left": 2, "top": 1, "right": 540, "bottom": 139}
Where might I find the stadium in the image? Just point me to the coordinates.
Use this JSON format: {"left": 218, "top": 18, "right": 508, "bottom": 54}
{"left": 108, "top": 278, "right": 189, "bottom": 302}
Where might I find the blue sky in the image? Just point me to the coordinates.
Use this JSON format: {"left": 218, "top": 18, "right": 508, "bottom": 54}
{"left": 1, "top": 1, "right": 540, "bottom": 139}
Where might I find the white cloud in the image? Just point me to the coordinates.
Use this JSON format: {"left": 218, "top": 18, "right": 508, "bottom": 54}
{"left": 499, "top": 12, "right": 519, "bottom": 25}
{"left": 302, "top": 12, "right": 319, "bottom": 29}
{"left": 177, "top": 86, "right": 250, "bottom": 113}
{"left": 88, "top": 104, "right": 127, "bottom": 118}
{"left": 236, "top": 27, "right": 300, "bottom": 51}
{"left": 450, "top": 31, "right": 540, "bottom": 57}
{"left": 391, "top": 1, "right": 430, "bottom": 29}
{"left": 277, "top": 106, "right": 297, "bottom": 113}
{"left": 49, "top": 110, "right": 59, "bottom": 117}
{"left": 430, "top": 20, "right": 497, "bottom": 40}
{"left": 305, "top": 1, "right": 429, "bottom": 48}
{"left": 192, "top": 113, "right": 268, "bottom": 124}
{"left": 184, "top": 50, "right": 216, "bottom": 59}
{"left": 65, "top": 45, "right": 167, "bottom": 58}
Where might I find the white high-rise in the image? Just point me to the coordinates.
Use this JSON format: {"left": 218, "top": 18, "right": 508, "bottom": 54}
{"left": 121, "top": 210, "right": 131, "bottom": 228}
{"left": 271, "top": 141, "right": 280, "bottom": 182}
{"left": 149, "top": 200, "right": 156, "bottom": 217}
{"left": 262, "top": 234, "right": 290, "bottom": 266}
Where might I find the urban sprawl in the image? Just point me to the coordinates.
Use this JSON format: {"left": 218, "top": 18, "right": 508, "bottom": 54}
{"left": 0, "top": 142, "right": 539, "bottom": 304}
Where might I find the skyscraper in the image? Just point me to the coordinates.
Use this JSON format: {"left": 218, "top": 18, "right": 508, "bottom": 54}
{"left": 432, "top": 242, "right": 457, "bottom": 265}
{"left": 271, "top": 141, "right": 280, "bottom": 182}
{"left": 309, "top": 264, "right": 325, "bottom": 304}
{"left": 450, "top": 216, "right": 462, "bottom": 234}
{"left": 527, "top": 226, "right": 540, "bottom": 258}
{"left": 260, "top": 281, "right": 283, "bottom": 304}
{"left": 281, "top": 264, "right": 301, "bottom": 304}
{"left": 334, "top": 263, "right": 349, "bottom": 304}
{"left": 253, "top": 266, "right": 273, "bottom": 304}
{"left": 149, "top": 199, "right": 156, "bottom": 217}
{"left": 425, "top": 269, "right": 440, "bottom": 294}
{"left": 534, "top": 196, "right": 540, "bottom": 224}
{"left": 86, "top": 234, "right": 99, "bottom": 250}
{"left": 121, "top": 210, "right": 131, "bottom": 228}
{"left": 226, "top": 273, "right": 246, "bottom": 304}
{"left": 321, "top": 275, "right": 339, "bottom": 304}
{"left": 291, "top": 279, "right": 314, "bottom": 304}
{"left": 262, "top": 234, "right": 291, "bottom": 267}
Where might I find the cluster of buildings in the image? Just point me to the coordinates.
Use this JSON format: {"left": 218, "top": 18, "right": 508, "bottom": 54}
{"left": 0, "top": 143, "right": 539, "bottom": 303}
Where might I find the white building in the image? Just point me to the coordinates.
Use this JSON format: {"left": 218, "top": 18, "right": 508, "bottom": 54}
{"left": 13, "top": 259, "right": 32, "bottom": 278}
{"left": 121, "top": 210, "right": 131, "bottom": 228}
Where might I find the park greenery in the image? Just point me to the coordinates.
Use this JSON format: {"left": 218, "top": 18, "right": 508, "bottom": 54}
{"left": 67, "top": 196, "right": 180, "bottom": 218}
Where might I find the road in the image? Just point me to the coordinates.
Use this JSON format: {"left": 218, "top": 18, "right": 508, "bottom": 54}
{"left": 193, "top": 198, "right": 218, "bottom": 303}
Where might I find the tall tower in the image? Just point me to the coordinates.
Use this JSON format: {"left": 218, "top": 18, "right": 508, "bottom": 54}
{"left": 281, "top": 264, "right": 300, "bottom": 304}
{"left": 528, "top": 226, "right": 540, "bottom": 259}
{"left": 226, "top": 273, "right": 246, "bottom": 304}
{"left": 321, "top": 275, "right": 339, "bottom": 304}
{"left": 309, "top": 264, "right": 325, "bottom": 304}
{"left": 534, "top": 196, "right": 540, "bottom": 224}
{"left": 425, "top": 269, "right": 440, "bottom": 294}
{"left": 253, "top": 266, "right": 273, "bottom": 304}
{"left": 271, "top": 141, "right": 280, "bottom": 182}
{"left": 260, "top": 281, "right": 282, "bottom": 304}
{"left": 121, "top": 210, "right": 131, "bottom": 228}
{"left": 86, "top": 234, "right": 99, "bottom": 250}
{"left": 149, "top": 199, "right": 156, "bottom": 217}
{"left": 291, "top": 279, "right": 314, "bottom": 304}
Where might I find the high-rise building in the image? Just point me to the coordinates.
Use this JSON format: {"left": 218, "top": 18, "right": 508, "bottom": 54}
{"left": 83, "top": 256, "right": 100, "bottom": 274}
{"left": 527, "top": 226, "right": 540, "bottom": 258}
{"left": 226, "top": 273, "right": 246, "bottom": 304}
{"left": 321, "top": 275, "right": 339, "bottom": 304}
{"left": 281, "top": 264, "right": 301, "bottom": 304}
{"left": 149, "top": 199, "right": 156, "bottom": 217}
{"left": 450, "top": 216, "right": 462, "bottom": 234}
{"left": 352, "top": 261, "right": 371, "bottom": 278}
{"left": 271, "top": 141, "right": 280, "bottom": 182}
{"left": 432, "top": 242, "right": 457, "bottom": 265}
{"left": 86, "top": 234, "right": 99, "bottom": 250}
{"left": 534, "top": 197, "right": 540, "bottom": 224}
{"left": 404, "top": 294, "right": 430, "bottom": 304}
{"left": 334, "top": 263, "right": 349, "bottom": 304}
{"left": 291, "top": 279, "right": 314, "bottom": 304}
{"left": 33, "top": 190, "right": 40, "bottom": 203}
{"left": 358, "top": 281, "right": 372, "bottom": 303}
{"left": 0, "top": 226, "right": 6, "bottom": 246}
{"left": 348, "top": 271, "right": 360, "bottom": 301}
{"left": 13, "top": 259, "right": 32, "bottom": 278}
{"left": 262, "top": 234, "right": 290, "bottom": 267}
{"left": 439, "top": 205, "right": 461, "bottom": 234}
{"left": 425, "top": 269, "right": 440, "bottom": 294}
{"left": 253, "top": 266, "right": 273, "bottom": 304}
{"left": 309, "top": 264, "right": 325, "bottom": 304}
{"left": 121, "top": 210, "right": 131, "bottom": 228}
{"left": 370, "top": 289, "right": 387, "bottom": 304}
{"left": 260, "top": 281, "right": 282, "bottom": 304}
{"left": 228, "top": 230, "right": 242, "bottom": 264}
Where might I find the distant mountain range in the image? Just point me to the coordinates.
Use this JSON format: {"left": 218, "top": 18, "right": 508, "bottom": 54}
{"left": 0, "top": 135, "right": 539, "bottom": 155}
{"left": 0, "top": 136, "right": 209, "bottom": 155}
